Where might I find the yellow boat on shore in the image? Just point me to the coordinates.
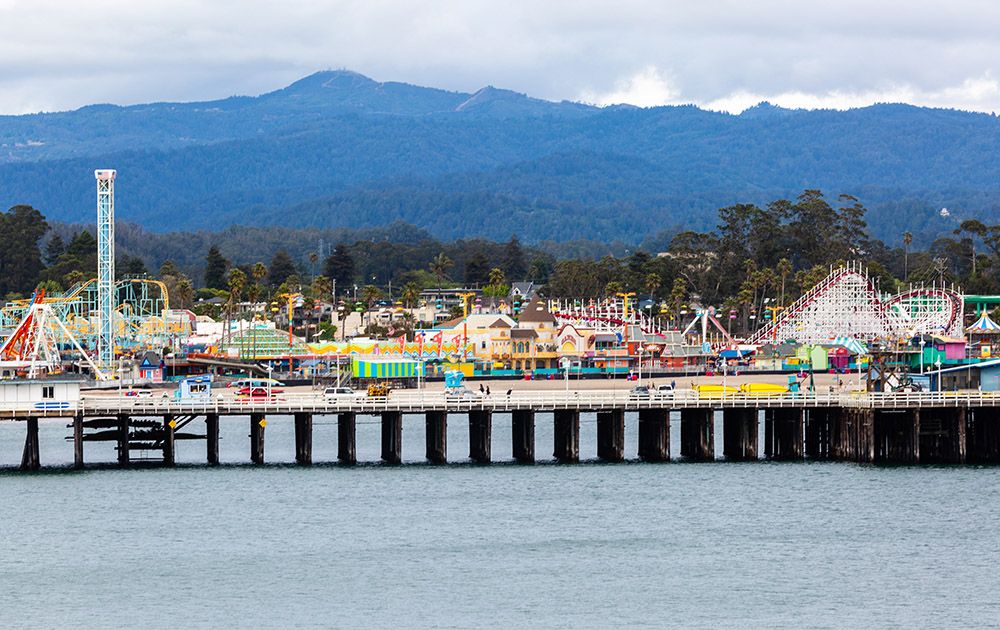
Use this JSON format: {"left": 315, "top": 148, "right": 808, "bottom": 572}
{"left": 738, "top": 383, "right": 789, "bottom": 397}
{"left": 694, "top": 384, "right": 739, "bottom": 399}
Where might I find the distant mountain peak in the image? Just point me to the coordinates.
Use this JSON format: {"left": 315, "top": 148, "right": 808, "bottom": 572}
{"left": 455, "top": 86, "right": 530, "bottom": 111}
{"left": 739, "top": 101, "right": 795, "bottom": 118}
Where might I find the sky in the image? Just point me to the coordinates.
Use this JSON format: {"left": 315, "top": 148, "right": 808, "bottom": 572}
{"left": 1, "top": 0, "right": 999, "bottom": 115}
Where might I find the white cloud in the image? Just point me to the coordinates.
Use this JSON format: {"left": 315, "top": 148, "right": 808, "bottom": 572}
{"left": 1, "top": 1, "right": 1000, "bottom": 114}
{"left": 702, "top": 75, "right": 1000, "bottom": 113}
{"left": 580, "top": 66, "right": 683, "bottom": 107}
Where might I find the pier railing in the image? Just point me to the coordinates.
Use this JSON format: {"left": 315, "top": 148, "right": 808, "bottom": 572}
{"left": 4, "top": 389, "right": 1000, "bottom": 418}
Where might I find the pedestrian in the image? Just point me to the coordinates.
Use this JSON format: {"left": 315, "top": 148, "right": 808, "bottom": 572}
{"left": 506, "top": 388, "right": 512, "bottom": 397}
{"left": 671, "top": 379, "right": 676, "bottom": 391}
{"left": 479, "top": 383, "right": 485, "bottom": 393}
{"left": 486, "top": 385, "right": 491, "bottom": 396}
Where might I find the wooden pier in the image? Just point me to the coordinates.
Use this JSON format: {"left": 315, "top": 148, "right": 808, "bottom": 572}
{"left": 4, "top": 390, "right": 1000, "bottom": 470}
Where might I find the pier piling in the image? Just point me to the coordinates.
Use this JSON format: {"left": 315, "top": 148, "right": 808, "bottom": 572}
{"left": 805, "top": 408, "right": 835, "bottom": 459}
{"left": 250, "top": 413, "right": 266, "bottom": 464}
{"left": 874, "top": 409, "right": 919, "bottom": 464}
{"left": 162, "top": 416, "right": 175, "bottom": 466}
{"left": 206, "top": 414, "right": 220, "bottom": 465}
{"left": 919, "top": 407, "right": 966, "bottom": 463}
{"left": 381, "top": 411, "right": 402, "bottom": 464}
{"left": 512, "top": 410, "right": 535, "bottom": 463}
{"left": 680, "top": 408, "right": 714, "bottom": 460}
{"left": 73, "top": 414, "right": 84, "bottom": 469}
{"left": 294, "top": 412, "right": 313, "bottom": 465}
{"left": 553, "top": 409, "right": 580, "bottom": 463}
{"left": 338, "top": 413, "right": 357, "bottom": 464}
{"left": 20, "top": 417, "right": 40, "bottom": 471}
{"left": 764, "top": 408, "right": 803, "bottom": 460}
{"left": 967, "top": 407, "right": 1000, "bottom": 463}
{"left": 723, "top": 408, "right": 758, "bottom": 461}
{"left": 596, "top": 409, "right": 625, "bottom": 462}
{"left": 425, "top": 411, "right": 447, "bottom": 464}
{"left": 468, "top": 410, "right": 492, "bottom": 464}
{"left": 637, "top": 409, "right": 670, "bottom": 462}
{"left": 117, "top": 414, "right": 130, "bottom": 467}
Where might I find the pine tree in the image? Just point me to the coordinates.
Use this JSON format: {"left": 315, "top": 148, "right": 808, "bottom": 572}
{"left": 204, "top": 245, "right": 229, "bottom": 289}
{"left": 269, "top": 250, "right": 298, "bottom": 287}
{"left": 503, "top": 235, "right": 526, "bottom": 281}
{"left": 323, "top": 243, "right": 355, "bottom": 288}
{"left": 46, "top": 234, "right": 65, "bottom": 265}
{"left": 464, "top": 251, "right": 490, "bottom": 286}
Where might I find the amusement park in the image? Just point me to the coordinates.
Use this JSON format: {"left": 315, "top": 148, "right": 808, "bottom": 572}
{"left": 3, "top": 171, "right": 1000, "bottom": 401}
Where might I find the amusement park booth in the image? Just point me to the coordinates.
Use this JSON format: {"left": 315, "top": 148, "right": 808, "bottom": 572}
{"left": 927, "top": 359, "right": 1000, "bottom": 392}
{"left": 176, "top": 375, "right": 213, "bottom": 401}
{"left": 0, "top": 380, "right": 80, "bottom": 409}
{"left": 137, "top": 351, "right": 164, "bottom": 383}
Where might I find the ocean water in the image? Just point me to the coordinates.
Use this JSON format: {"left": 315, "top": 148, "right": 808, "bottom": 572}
{"left": 1, "top": 413, "right": 998, "bottom": 629}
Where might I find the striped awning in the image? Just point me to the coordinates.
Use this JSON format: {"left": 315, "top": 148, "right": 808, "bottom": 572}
{"left": 967, "top": 312, "right": 1000, "bottom": 333}
{"left": 832, "top": 336, "right": 868, "bottom": 355}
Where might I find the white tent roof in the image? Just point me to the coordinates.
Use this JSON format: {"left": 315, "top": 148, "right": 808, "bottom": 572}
{"left": 967, "top": 312, "right": 1000, "bottom": 333}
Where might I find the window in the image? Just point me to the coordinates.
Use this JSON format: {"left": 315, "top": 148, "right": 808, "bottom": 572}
{"left": 42, "top": 386, "right": 55, "bottom": 399}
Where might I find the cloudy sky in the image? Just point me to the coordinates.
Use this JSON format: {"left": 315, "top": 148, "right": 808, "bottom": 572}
{"left": 1, "top": 0, "right": 998, "bottom": 115}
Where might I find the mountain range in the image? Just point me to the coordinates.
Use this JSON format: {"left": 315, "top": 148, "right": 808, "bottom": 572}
{"left": 2, "top": 70, "right": 1000, "bottom": 244}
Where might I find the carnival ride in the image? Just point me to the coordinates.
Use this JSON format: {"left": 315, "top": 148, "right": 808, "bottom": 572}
{"left": 1, "top": 278, "right": 181, "bottom": 350}
{"left": 0, "top": 290, "right": 104, "bottom": 378}
{"left": 747, "top": 263, "right": 964, "bottom": 345}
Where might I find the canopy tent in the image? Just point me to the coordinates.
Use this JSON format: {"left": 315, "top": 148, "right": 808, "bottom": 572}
{"left": 832, "top": 336, "right": 868, "bottom": 355}
{"left": 967, "top": 312, "right": 1000, "bottom": 334}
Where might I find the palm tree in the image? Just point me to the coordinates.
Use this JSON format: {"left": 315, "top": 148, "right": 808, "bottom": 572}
{"left": 429, "top": 252, "right": 454, "bottom": 283}
{"left": 401, "top": 282, "right": 420, "bottom": 308}
{"left": 776, "top": 258, "right": 792, "bottom": 307}
{"left": 903, "top": 231, "right": 913, "bottom": 281}
{"left": 309, "top": 252, "right": 319, "bottom": 280}
{"left": 644, "top": 272, "right": 662, "bottom": 297}
{"left": 361, "top": 284, "right": 381, "bottom": 327}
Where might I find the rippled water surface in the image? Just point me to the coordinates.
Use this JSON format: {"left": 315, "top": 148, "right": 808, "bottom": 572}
{"left": 1, "top": 414, "right": 998, "bottom": 628}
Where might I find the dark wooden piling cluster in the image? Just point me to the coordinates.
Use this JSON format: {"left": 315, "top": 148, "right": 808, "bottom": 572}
{"left": 8, "top": 400, "right": 1000, "bottom": 470}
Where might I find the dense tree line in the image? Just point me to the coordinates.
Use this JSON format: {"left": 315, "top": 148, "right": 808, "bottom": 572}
{"left": 6, "top": 190, "right": 1000, "bottom": 336}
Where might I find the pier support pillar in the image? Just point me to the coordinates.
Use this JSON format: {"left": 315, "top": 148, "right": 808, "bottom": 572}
{"left": 117, "top": 414, "right": 130, "bottom": 467}
{"left": 967, "top": 407, "right": 1000, "bottom": 463}
{"left": 553, "top": 409, "right": 580, "bottom": 463}
{"left": 597, "top": 410, "right": 625, "bottom": 462}
{"left": 919, "top": 407, "right": 966, "bottom": 464}
{"left": 638, "top": 409, "right": 670, "bottom": 462}
{"left": 73, "top": 414, "right": 84, "bottom": 470}
{"left": 875, "top": 409, "right": 919, "bottom": 464}
{"left": 764, "top": 408, "right": 803, "bottom": 460}
{"left": 162, "top": 416, "right": 175, "bottom": 466}
{"left": 425, "top": 411, "right": 447, "bottom": 464}
{"left": 205, "top": 414, "right": 220, "bottom": 465}
{"left": 468, "top": 410, "right": 492, "bottom": 464}
{"left": 338, "top": 413, "right": 357, "bottom": 465}
{"left": 250, "top": 413, "right": 266, "bottom": 465}
{"left": 805, "top": 408, "right": 835, "bottom": 459}
{"left": 381, "top": 411, "right": 402, "bottom": 464}
{"left": 20, "top": 417, "right": 40, "bottom": 471}
{"left": 723, "top": 408, "right": 758, "bottom": 461}
{"left": 512, "top": 410, "right": 535, "bottom": 464}
{"left": 294, "top": 412, "right": 313, "bottom": 466}
{"left": 680, "top": 408, "right": 714, "bottom": 460}
{"left": 833, "top": 408, "right": 874, "bottom": 463}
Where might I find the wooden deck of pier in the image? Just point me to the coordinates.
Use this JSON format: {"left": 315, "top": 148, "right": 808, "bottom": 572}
{"left": 4, "top": 390, "right": 1000, "bottom": 470}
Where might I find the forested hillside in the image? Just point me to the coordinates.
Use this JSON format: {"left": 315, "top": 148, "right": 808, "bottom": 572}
{"left": 2, "top": 71, "right": 999, "bottom": 244}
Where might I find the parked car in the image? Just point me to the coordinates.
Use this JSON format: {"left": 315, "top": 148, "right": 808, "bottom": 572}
{"left": 324, "top": 387, "right": 363, "bottom": 399}
{"left": 629, "top": 385, "right": 651, "bottom": 399}
{"left": 124, "top": 389, "right": 153, "bottom": 398}
{"left": 236, "top": 386, "right": 282, "bottom": 399}
{"left": 445, "top": 387, "right": 482, "bottom": 400}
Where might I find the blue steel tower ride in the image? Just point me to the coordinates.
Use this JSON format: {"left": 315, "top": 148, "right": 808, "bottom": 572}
{"left": 95, "top": 169, "right": 116, "bottom": 372}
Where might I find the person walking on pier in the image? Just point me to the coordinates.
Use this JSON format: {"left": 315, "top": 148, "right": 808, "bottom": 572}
{"left": 486, "top": 385, "right": 491, "bottom": 396}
